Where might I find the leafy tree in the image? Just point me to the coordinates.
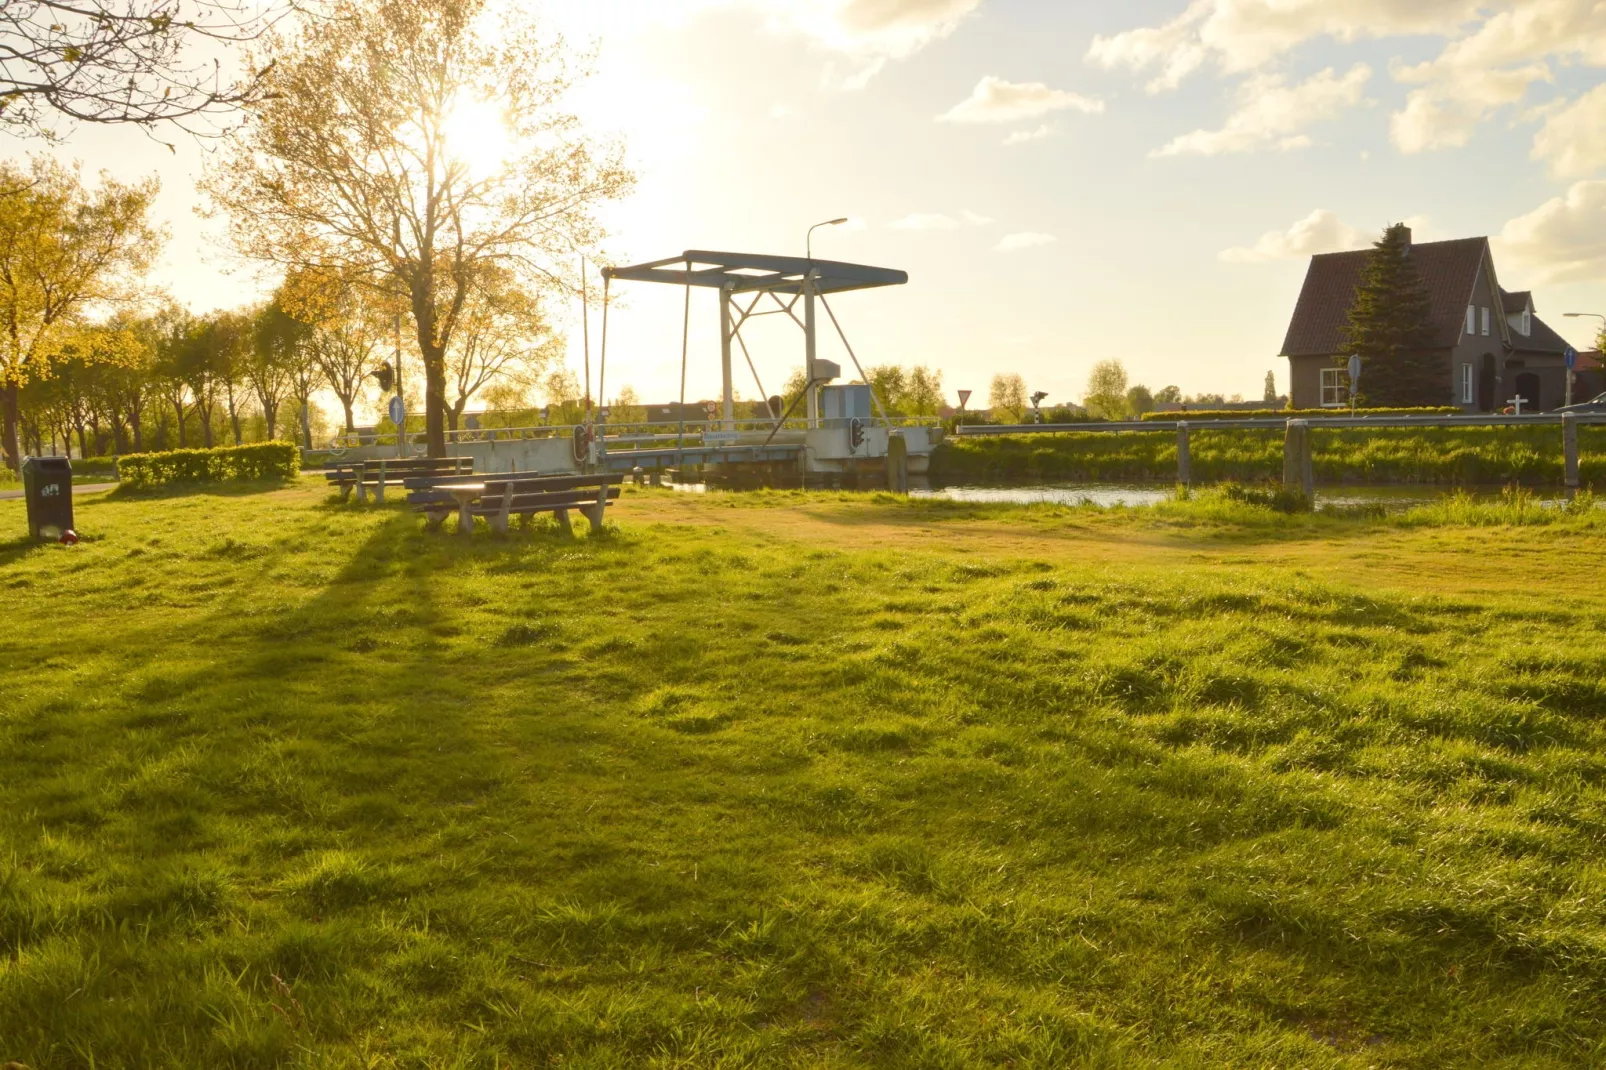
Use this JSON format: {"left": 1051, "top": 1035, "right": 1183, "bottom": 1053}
{"left": 445, "top": 271, "right": 559, "bottom": 431}
{"left": 1083, "top": 360, "right": 1129, "bottom": 420}
{"left": 1341, "top": 224, "right": 1441, "bottom": 407}
{"left": 1153, "top": 385, "right": 1182, "bottom": 405}
{"left": 988, "top": 372, "right": 1027, "bottom": 422}
{"left": 248, "top": 300, "right": 305, "bottom": 440}
{"left": 1126, "top": 384, "right": 1154, "bottom": 416}
{"left": 207, "top": 0, "right": 632, "bottom": 458}
{"left": 281, "top": 267, "right": 395, "bottom": 435}
{"left": 1264, "top": 370, "right": 1277, "bottom": 402}
{"left": 151, "top": 304, "right": 197, "bottom": 447}
{"left": 611, "top": 384, "right": 644, "bottom": 424}
{"left": 0, "top": 0, "right": 296, "bottom": 139}
{"left": 0, "top": 157, "right": 159, "bottom": 470}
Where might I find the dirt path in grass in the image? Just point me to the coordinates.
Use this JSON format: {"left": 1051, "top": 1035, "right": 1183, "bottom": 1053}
{"left": 620, "top": 491, "right": 1576, "bottom": 603}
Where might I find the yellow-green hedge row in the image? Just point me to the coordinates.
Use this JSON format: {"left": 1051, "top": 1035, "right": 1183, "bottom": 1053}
{"left": 115, "top": 442, "right": 300, "bottom": 488}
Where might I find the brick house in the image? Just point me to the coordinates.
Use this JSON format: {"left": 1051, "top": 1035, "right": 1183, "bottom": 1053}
{"left": 1281, "top": 226, "right": 1578, "bottom": 412}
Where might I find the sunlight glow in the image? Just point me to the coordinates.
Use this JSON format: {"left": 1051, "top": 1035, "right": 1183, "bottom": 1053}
{"left": 443, "top": 96, "right": 515, "bottom": 182}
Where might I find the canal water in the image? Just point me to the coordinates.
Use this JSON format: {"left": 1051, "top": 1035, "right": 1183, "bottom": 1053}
{"left": 671, "top": 478, "right": 1583, "bottom": 511}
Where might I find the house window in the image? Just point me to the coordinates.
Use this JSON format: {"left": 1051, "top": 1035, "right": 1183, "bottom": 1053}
{"left": 1466, "top": 305, "right": 1477, "bottom": 335}
{"left": 1461, "top": 363, "right": 1473, "bottom": 405}
{"left": 1482, "top": 307, "right": 1491, "bottom": 336}
{"left": 1320, "top": 368, "right": 1347, "bottom": 408}
{"left": 1521, "top": 310, "right": 1531, "bottom": 336}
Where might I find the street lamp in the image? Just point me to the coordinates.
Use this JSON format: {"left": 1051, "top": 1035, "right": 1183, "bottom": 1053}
{"left": 807, "top": 217, "right": 849, "bottom": 260}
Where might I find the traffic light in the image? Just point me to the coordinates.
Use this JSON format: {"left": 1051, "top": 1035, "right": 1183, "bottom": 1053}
{"left": 369, "top": 361, "right": 395, "bottom": 393}
{"left": 849, "top": 417, "right": 865, "bottom": 450}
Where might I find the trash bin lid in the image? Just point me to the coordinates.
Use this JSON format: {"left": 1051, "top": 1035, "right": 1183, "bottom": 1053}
{"left": 23, "top": 455, "right": 72, "bottom": 472}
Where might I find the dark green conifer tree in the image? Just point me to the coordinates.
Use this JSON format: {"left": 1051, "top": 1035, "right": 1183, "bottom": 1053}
{"left": 1341, "top": 224, "right": 1442, "bottom": 406}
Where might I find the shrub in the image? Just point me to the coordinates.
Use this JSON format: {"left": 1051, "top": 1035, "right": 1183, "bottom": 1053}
{"left": 116, "top": 443, "right": 300, "bottom": 488}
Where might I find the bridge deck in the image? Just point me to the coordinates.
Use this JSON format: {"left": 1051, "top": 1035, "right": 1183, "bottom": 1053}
{"left": 599, "top": 443, "right": 804, "bottom": 472}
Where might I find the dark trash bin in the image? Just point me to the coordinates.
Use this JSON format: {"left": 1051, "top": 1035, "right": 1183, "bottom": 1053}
{"left": 22, "top": 456, "right": 73, "bottom": 540}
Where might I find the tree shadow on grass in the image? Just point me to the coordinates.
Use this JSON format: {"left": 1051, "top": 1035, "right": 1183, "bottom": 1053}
{"left": 106, "top": 479, "right": 299, "bottom": 502}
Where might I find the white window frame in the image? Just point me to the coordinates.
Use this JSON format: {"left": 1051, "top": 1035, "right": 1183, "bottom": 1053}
{"left": 1320, "top": 367, "right": 1346, "bottom": 408}
{"left": 1461, "top": 363, "right": 1474, "bottom": 405}
{"left": 1466, "top": 305, "right": 1477, "bottom": 335}
{"left": 1482, "top": 306, "right": 1491, "bottom": 336}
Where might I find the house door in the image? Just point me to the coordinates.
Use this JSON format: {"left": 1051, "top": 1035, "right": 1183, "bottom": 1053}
{"left": 1478, "top": 353, "right": 1497, "bottom": 411}
{"left": 1515, "top": 372, "right": 1542, "bottom": 412}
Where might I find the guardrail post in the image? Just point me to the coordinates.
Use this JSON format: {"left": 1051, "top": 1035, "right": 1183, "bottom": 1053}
{"left": 1176, "top": 422, "right": 1191, "bottom": 488}
{"left": 1283, "top": 419, "right": 1314, "bottom": 502}
{"left": 1564, "top": 412, "right": 1580, "bottom": 490}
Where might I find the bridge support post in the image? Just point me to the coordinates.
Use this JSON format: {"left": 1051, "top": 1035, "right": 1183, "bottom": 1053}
{"left": 804, "top": 278, "right": 819, "bottom": 430}
{"left": 720, "top": 284, "right": 735, "bottom": 430}
{"left": 1283, "top": 419, "right": 1314, "bottom": 504}
{"left": 1176, "top": 422, "right": 1191, "bottom": 489}
{"left": 1564, "top": 412, "right": 1580, "bottom": 490}
{"left": 886, "top": 431, "right": 908, "bottom": 493}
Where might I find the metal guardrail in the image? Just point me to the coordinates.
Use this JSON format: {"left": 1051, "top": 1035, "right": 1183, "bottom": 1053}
{"left": 958, "top": 413, "right": 1606, "bottom": 435}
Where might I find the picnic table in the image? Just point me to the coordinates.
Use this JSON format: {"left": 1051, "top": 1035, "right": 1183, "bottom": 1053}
{"left": 408, "top": 472, "right": 621, "bottom": 535}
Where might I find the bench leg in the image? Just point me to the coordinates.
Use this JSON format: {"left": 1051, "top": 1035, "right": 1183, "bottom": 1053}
{"left": 586, "top": 484, "right": 608, "bottom": 535}
{"left": 339, "top": 485, "right": 352, "bottom": 503}
{"left": 356, "top": 481, "right": 367, "bottom": 504}
{"left": 458, "top": 499, "right": 474, "bottom": 537}
{"left": 425, "top": 510, "right": 449, "bottom": 532}
{"left": 493, "top": 484, "right": 513, "bottom": 535}
{"left": 554, "top": 508, "right": 573, "bottom": 537}
{"left": 375, "top": 481, "right": 385, "bottom": 505}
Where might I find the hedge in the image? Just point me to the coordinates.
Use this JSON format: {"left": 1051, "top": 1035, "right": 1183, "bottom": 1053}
{"left": 116, "top": 442, "right": 300, "bottom": 488}
{"left": 932, "top": 425, "right": 1606, "bottom": 486}
{"left": 1139, "top": 406, "right": 1461, "bottom": 421}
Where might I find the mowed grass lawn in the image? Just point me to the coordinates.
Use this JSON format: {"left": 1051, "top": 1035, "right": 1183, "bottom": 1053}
{"left": 5, "top": 481, "right": 1606, "bottom": 1068}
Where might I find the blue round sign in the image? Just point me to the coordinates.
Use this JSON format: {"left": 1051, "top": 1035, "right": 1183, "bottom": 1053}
{"left": 388, "top": 395, "right": 406, "bottom": 426}
{"left": 1566, "top": 347, "right": 1577, "bottom": 370}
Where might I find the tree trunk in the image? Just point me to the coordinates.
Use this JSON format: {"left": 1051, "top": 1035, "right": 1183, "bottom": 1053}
{"left": 75, "top": 422, "right": 88, "bottom": 459}
{"left": 300, "top": 398, "right": 311, "bottom": 449}
{"left": 172, "top": 396, "right": 187, "bottom": 448}
{"left": 129, "top": 401, "right": 143, "bottom": 452}
{"left": 198, "top": 400, "right": 215, "bottom": 447}
{"left": 447, "top": 402, "right": 461, "bottom": 432}
{"left": 422, "top": 341, "right": 447, "bottom": 458}
{"left": 342, "top": 397, "right": 356, "bottom": 434}
{"left": 1, "top": 379, "right": 20, "bottom": 472}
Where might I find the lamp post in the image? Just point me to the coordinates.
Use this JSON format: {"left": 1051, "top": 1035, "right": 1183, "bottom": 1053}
{"left": 807, "top": 217, "right": 849, "bottom": 261}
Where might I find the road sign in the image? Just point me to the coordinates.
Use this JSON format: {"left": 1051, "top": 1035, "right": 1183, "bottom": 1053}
{"left": 1566, "top": 347, "right": 1577, "bottom": 370}
{"left": 388, "top": 395, "right": 405, "bottom": 426}
{"left": 1347, "top": 354, "right": 1362, "bottom": 384}
{"left": 957, "top": 389, "right": 972, "bottom": 409}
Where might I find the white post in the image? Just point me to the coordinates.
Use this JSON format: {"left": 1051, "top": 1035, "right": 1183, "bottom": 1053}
{"left": 720, "top": 285, "right": 735, "bottom": 430}
{"left": 804, "top": 279, "right": 818, "bottom": 430}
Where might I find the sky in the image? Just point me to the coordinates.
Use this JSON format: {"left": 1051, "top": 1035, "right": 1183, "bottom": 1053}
{"left": 8, "top": 0, "right": 1606, "bottom": 415}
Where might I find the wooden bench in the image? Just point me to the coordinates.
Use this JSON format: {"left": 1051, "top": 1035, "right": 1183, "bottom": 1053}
{"left": 326, "top": 457, "right": 474, "bottom": 503}
{"left": 409, "top": 473, "right": 621, "bottom": 535}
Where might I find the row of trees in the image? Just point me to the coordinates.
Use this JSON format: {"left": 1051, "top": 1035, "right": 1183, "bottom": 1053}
{"left": 14, "top": 269, "right": 566, "bottom": 462}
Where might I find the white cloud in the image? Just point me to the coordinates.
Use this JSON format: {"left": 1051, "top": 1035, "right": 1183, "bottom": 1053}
{"left": 553, "top": 0, "right": 981, "bottom": 85}
{"left": 1154, "top": 64, "right": 1371, "bottom": 157}
{"left": 1532, "top": 82, "right": 1606, "bottom": 179}
{"left": 1087, "top": 0, "right": 1477, "bottom": 91}
{"left": 1090, "top": 1, "right": 1606, "bottom": 154}
{"left": 995, "top": 232, "right": 1058, "bottom": 252}
{"left": 1219, "top": 209, "right": 1368, "bottom": 263}
{"left": 1003, "top": 124, "right": 1054, "bottom": 145}
{"left": 1498, "top": 179, "right": 1606, "bottom": 283}
{"left": 939, "top": 76, "right": 1104, "bottom": 123}
{"left": 890, "top": 212, "right": 961, "bottom": 230}
{"left": 889, "top": 210, "right": 991, "bottom": 230}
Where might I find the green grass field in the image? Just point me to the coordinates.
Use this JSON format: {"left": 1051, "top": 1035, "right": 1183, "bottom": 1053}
{"left": 4, "top": 481, "right": 1606, "bottom": 1067}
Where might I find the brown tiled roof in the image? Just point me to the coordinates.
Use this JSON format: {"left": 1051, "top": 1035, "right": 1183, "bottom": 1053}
{"left": 1512, "top": 313, "right": 1571, "bottom": 356}
{"left": 1280, "top": 237, "right": 1489, "bottom": 357}
{"left": 1502, "top": 289, "right": 1532, "bottom": 315}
